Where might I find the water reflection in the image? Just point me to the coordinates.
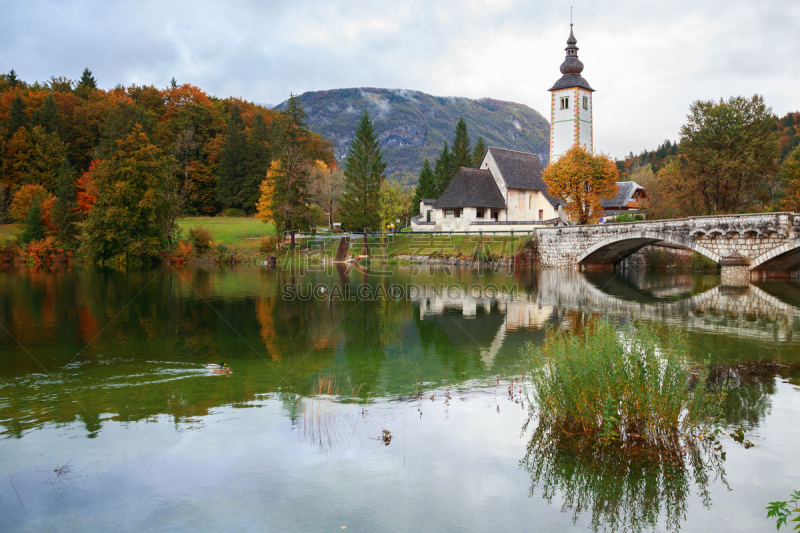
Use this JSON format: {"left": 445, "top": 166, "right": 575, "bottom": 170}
{"left": 520, "top": 420, "right": 728, "bottom": 533}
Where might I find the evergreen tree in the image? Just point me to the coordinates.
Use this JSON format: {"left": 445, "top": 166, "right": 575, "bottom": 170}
{"left": 19, "top": 198, "right": 47, "bottom": 245}
{"left": 3, "top": 95, "right": 29, "bottom": 136}
{"left": 285, "top": 93, "right": 308, "bottom": 133}
{"left": 341, "top": 111, "right": 386, "bottom": 251}
{"left": 452, "top": 117, "right": 472, "bottom": 170}
{"left": 433, "top": 141, "right": 454, "bottom": 194}
{"left": 78, "top": 68, "right": 97, "bottom": 89}
{"left": 97, "top": 102, "right": 155, "bottom": 160}
{"left": 83, "top": 125, "right": 170, "bottom": 262}
{"left": 412, "top": 158, "right": 436, "bottom": 214}
{"left": 244, "top": 113, "right": 271, "bottom": 213}
{"left": 7, "top": 69, "right": 19, "bottom": 87}
{"left": 170, "top": 77, "right": 178, "bottom": 88}
{"left": 0, "top": 184, "right": 11, "bottom": 224}
{"left": 217, "top": 104, "right": 248, "bottom": 209}
{"left": 472, "top": 136, "right": 488, "bottom": 167}
{"left": 32, "top": 94, "right": 61, "bottom": 135}
{"left": 52, "top": 157, "right": 81, "bottom": 250}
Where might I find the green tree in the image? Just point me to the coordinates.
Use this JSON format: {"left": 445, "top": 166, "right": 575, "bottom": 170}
{"left": 75, "top": 68, "right": 98, "bottom": 99}
{"left": 674, "top": 94, "right": 779, "bottom": 213}
{"left": 433, "top": 141, "right": 454, "bottom": 194}
{"left": 170, "top": 77, "right": 178, "bottom": 88}
{"left": 379, "top": 180, "right": 411, "bottom": 233}
{"left": 0, "top": 184, "right": 10, "bottom": 224}
{"left": 780, "top": 145, "right": 800, "bottom": 211}
{"left": 472, "top": 136, "right": 488, "bottom": 167}
{"left": 217, "top": 104, "right": 248, "bottom": 209}
{"left": 83, "top": 125, "right": 171, "bottom": 262}
{"left": 244, "top": 113, "right": 271, "bottom": 213}
{"left": 19, "top": 198, "right": 47, "bottom": 245}
{"left": 97, "top": 102, "right": 155, "bottom": 160}
{"left": 7, "top": 69, "right": 19, "bottom": 88}
{"left": 269, "top": 148, "right": 314, "bottom": 249}
{"left": 3, "top": 95, "right": 29, "bottom": 136}
{"left": 52, "top": 157, "right": 81, "bottom": 250}
{"left": 341, "top": 111, "right": 386, "bottom": 252}
{"left": 412, "top": 158, "right": 436, "bottom": 214}
{"left": 32, "top": 94, "right": 61, "bottom": 135}
{"left": 452, "top": 116, "right": 472, "bottom": 170}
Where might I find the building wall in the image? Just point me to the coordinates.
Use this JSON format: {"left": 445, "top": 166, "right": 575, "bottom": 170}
{"left": 578, "top": 88, "right": 593, "bottom": 152}
{"left": 550, "top": 87, "right": 594, "bottom": 161}
{"left": 479, "top": 151, "right": 509, "bottom": 199}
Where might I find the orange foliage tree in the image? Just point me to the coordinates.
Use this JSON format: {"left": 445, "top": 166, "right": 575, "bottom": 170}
{"left": 542, "top": 145, "right": 619, "bottom": 224}
{"left": 76, "top": 160, "right": 99, "bottom": 218}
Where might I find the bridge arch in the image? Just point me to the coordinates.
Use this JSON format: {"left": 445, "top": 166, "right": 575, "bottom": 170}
{"left": 751, "top": 240, "right": 800, "bottom": 272}
{"left": 577, "top": 230, "right": 720, "bottom": 267}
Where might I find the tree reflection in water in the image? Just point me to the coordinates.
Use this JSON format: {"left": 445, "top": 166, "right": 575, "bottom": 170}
{"left": 520, "top": 418, "right": 729, "bottom": 533}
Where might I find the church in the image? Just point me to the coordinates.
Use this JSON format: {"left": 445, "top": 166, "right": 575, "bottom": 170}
{"left": 410, "top": 24, "right": 648, "bottom": 232}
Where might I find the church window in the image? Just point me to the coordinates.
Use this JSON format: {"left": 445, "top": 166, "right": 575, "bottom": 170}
{"left": 582, "top": 96, "right": 588, "bottom": 110}
{"left": 528, "top": 195, "right": 532, "bottom": 210}
{"left": 539, "top": 210, "right": 543, "bottom": 221}
{"left": 560, "top": 97, "right": 569, "bottom": 110}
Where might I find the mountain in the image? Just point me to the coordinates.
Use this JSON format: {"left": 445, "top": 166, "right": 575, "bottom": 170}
{"left": 276, "top": 88, "right": 550, "bottom": 180}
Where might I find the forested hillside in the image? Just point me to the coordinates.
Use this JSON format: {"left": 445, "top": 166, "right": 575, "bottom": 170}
{"left": 275, "top": 88, "right": 550, "bottom": 180}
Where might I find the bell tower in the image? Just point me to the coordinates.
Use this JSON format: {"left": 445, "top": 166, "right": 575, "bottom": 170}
{"left": 549, "top": 24, "right": 594, "bottom": 163}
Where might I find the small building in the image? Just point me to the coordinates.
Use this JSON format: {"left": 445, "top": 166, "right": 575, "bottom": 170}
{"left": 601, "top": 181, "right": 651, "bottom": 217}
{"left": 411, "top": 147, "right": 565, "bottom": 232}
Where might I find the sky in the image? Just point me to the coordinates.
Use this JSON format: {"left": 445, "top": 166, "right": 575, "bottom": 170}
{"left": 2, "top": 0, "right": 799, "bottom": 159}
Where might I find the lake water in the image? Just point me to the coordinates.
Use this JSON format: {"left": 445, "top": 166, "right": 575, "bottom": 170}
{"left": 0, "top": 264, "right": 798, "bottom": 532}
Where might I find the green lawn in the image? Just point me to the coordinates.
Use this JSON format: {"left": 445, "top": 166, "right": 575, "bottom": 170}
{"left": 178, "top": 217, "right": 275, "bottom": 252}
{"left": 0, "top": 223, "right": 20, "bottom": 241}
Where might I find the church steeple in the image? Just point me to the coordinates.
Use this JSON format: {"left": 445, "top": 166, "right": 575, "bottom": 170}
{"left": 549, "top": 24, "right": 593, "bottom": 92}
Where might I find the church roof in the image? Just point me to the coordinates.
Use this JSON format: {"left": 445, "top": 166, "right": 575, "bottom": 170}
{"left": 485, "top": 148, "right": 563, "bottom": 208}
{"left": 601, "top": 181, "right": 647, "bottom": 208}
{"left": 549, "top": 25, "right": 595, "bottom": 92}
{"left": 433, "top": 168, "right": 506, "bottom": 209}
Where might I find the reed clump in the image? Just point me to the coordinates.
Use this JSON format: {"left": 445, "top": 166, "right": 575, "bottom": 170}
{"left": 523, "top": 317, "right": 722, "bottom": 443}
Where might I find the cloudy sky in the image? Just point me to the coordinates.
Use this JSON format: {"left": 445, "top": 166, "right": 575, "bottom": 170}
{"left": 3, "top": 0, "right": 799, "bottom": 159}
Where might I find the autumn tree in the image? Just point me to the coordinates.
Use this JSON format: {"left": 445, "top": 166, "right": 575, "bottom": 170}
{"left": 256, "top": 161, "right": 277, "bottom": 224}
{"left": 10, "top": 184, "right": 52, "bottom": 222}
{"left": 452, "top": 117, "right": 472, "bottom": 170}
{"left": 412, "top": 158, "right": 436, "bottom": 214}
{"left": 674, "top": 94, "right": 779, "bottom": 214}
{"left": 269, "top": 148, "right": 315, "bottom": 249}
{"left": 780, "top": 145, "right": 800, "bottom": 211}
{"left": 542, "top": 145, "right": 618, "bottom": 224}
{"left": 217, "top": 104, "right": 248, "bottom": 210}
{"left": 52, "top": 157, "right": 81, "bottom": 250}
{"left": 341, "top": 111, "right": 386, "bottom": 253}
{"left": 472, "top": 136, "right": 488, "bottom": 167}
{"left": 308, "top": 160, "right": 345, "bottom": 227}
{"left": 83, "top": 125, "right": 172, "bottom": 263}
{"left": 97, "top": 102, "right": 155, "bottom": 160}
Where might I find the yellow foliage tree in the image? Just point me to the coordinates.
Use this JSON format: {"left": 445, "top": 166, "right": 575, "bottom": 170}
{"left": 542, "top": 145, "right": 619, "bottom": 224}
{"left": 256, "top": 160, "right": 279, "bottom": 223}
{"left": 780, "top": 146, "right": 800, "bottom": 212}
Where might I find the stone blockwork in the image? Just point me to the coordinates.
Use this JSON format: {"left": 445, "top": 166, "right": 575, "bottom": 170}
{"left": 533, "top": 213, "right": 800, "bottom": 278}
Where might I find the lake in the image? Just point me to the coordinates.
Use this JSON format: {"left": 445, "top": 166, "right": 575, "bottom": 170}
{"left": 1, "top": 264, "right": 798, "bottom": 532}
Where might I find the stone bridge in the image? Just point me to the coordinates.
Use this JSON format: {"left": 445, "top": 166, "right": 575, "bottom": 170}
{"left": 533, "top": 212, "right": 800, "bottom": 284}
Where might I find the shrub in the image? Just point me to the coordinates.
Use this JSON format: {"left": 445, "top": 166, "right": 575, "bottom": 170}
{"left": 523, "top": 317, "right": 723, "bottom": 443}
{"left": 171, "top": 240, "right": 193, "bottom": 265}
{"left": 258, "top": 235, "right": 277, "bottom": 253}
{"left": 188, "top": 225, "right": 213, "bottom": 253}
{"left": 218, "top": 208, "right": 246, "bottom": 217}
{"left": 25, "top": 237, "right": 69, "bottom": 266}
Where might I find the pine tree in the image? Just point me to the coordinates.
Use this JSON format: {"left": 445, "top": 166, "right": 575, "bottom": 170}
{"left": 3, "top": 95, "right": 29, "bottom": 136}
{"left": 52, "top": 157, "right": 81, "bottom": 250}
{"left": 412, "top": 158, "right": 436, "bottom": 214}
{"left": 32, "top": 94, "right": 61, "bottom": 135}
{"left": 472, "top": 136, "right": 488, "bottom": 167}
{"left": 285, "top": 93, "right": 308, "bottom": 133}
{"left": 452, "top": 117, "right": 472, "bottom": 170}
{"left": 433, "top": 141, "right": 454, "bottom": 194}
{"left": 216, "top": 104, "right": 248, "bottom": 210}
{"left": 244, "top": 113, "right": 271, "bottom": 213}
{"left": 7, "top": 69, "right": 19, "bottom": 88}
{"left": 0, "top": 184, "right": 11, "bottom": 224}
{"left": 96, "top": 102, "right": 155, "bottom": 160}
{"left": 76, "top": 68, "right": 97, "bottom": 99}
{"left": 341, "top": 111, "right": 386, "bottom": 251}
{"left": 170, "top": 77, "right": 178, "bottom": 88}
{"left": 20, "top": 198, "right": 47, "bottom": 245}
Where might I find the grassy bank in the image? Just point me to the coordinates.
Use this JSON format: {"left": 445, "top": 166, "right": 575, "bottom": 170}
{"left": 0, "top": 223, "right": 20, "bottom": 240}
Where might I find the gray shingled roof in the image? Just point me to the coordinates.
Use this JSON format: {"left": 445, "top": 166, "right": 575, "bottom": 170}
{"left": 486, "top": 147, "right": 563, "bottom": 208}
{"left": 433, "top": 169, "right": 506, "bottom": 209}
{"left": 549, "top": 74, "right": 594, "bottom": 91}
{"left": 601, "top": 181, "right": 644, "bottom": 208}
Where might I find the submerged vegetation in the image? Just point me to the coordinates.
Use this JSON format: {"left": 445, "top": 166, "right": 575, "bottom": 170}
{"left": 523, "top": 318, "right": 725, "bottom": 443}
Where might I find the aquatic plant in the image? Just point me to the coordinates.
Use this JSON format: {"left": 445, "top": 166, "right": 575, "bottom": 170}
{"left": 767, "top": 491, "right": 800, "bottom": 530}
{"left": 523, "top": 317, "right": 724, "bottom": 443}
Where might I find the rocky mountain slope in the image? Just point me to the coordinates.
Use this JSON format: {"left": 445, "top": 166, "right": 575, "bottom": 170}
{"left": 276, "top": 88, "right": 550, "bottom": 179}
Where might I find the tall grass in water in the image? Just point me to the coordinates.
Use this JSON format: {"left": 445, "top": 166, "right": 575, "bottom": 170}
{"left": 524, "top": 317, "right": 721, "bottom": 442}
{"left": 300, "top": 372, "right": 364, "bottom": 453}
